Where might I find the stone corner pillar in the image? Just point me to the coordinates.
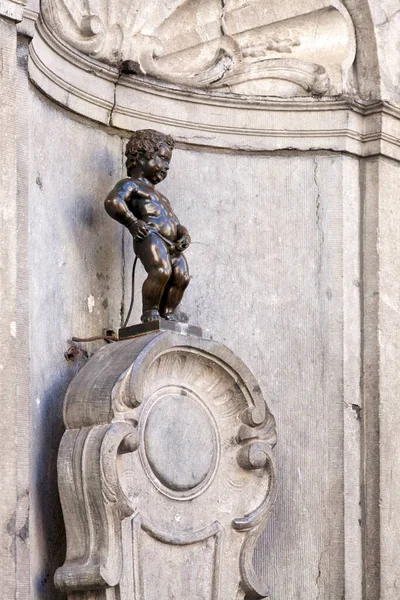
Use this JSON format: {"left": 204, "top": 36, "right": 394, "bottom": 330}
{"left": 54, "top": 331, "right": 277, "bottom": 600}
{"left": 0, "top": 3, "right": 28, "bottom": 600}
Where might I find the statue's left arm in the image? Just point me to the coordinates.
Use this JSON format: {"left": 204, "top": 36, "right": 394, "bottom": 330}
{"left": 104, "top": 179, "right": 149, "bottom": 240}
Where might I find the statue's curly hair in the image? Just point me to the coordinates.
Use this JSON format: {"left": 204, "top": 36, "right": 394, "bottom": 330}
{"left": 125, "top": 129, "right": 175, "bottom": 175}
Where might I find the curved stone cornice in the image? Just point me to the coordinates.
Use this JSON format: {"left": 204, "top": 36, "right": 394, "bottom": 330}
{"left": 29, "top": 17, "right": 400, "bottom": 160}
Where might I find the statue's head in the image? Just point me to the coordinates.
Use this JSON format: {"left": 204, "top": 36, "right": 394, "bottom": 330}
{"left": 126, "top": 129, "right": 175, "bottom": 183}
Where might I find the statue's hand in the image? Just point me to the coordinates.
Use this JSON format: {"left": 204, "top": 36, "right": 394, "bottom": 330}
{"left": 175, "top": 234, "right": 191, "bottom": 252}
{"left": 129, "top": 220, "right": 149, "bottom": 241}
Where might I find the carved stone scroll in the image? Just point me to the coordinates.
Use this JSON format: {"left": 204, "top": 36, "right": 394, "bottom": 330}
{"left": 39, "top": 0, "right": 356, "bottom": 97}
{"left": 55, "top": 331, "right": 277, "bottom": 599}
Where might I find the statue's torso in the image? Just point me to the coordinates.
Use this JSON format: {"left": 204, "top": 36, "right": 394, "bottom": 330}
{"left": 129, "top": 183, "right": 180, "bottom": 242}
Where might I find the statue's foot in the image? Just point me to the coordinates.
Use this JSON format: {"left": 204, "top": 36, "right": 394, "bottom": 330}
{"left": 162, "top": 313, "right": 177, "bottom": 322}
{"left": 141, "top": 310, "right": 161, "bottom": 323}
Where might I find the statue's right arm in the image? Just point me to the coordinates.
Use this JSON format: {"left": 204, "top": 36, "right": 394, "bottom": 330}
{"left": 104, "top": 179, "right": 139, "bottom": 230}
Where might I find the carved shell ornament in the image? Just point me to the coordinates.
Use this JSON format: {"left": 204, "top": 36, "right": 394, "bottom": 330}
{"left": 41, "top": 0, "right": 356, "bottom": 97}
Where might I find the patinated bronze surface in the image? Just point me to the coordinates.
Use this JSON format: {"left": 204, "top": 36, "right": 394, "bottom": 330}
{"left": 105, "top": 129, "right": 191, "bottom": 324}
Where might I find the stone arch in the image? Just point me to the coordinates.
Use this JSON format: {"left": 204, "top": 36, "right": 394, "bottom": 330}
{"left": 341, "top": 0, "right": 381, "bottom": 100}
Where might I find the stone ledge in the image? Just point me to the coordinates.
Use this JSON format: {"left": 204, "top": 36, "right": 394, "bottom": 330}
{"left": 0, "top": 0, "right": 26, "bottom": 22}
{"left": 29, "top": 17, "right": 400, "bottom": 161}
{"left": 17, "top": 5, "right": 39, "bottom": 37}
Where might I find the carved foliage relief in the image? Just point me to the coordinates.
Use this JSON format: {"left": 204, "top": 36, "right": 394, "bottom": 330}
{"left": 41, "top": 0, "right": 356, "bottom": 96}
{"left": 55, "top": 332, "right": 277, "bottom": 599}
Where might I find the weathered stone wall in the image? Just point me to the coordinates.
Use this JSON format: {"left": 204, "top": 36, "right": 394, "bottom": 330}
{"left": 27, "top": 114, "right": 363, "bottom": 599}
{"left": 161, "top": 150, "right": 357, "bottom": 599}
{"left": 28, "top": 92, "right": 125, "bottom": 600}
{"left": 0, "top": 7, "right": 30, "bottom": 600}
{"left": 1, "top": 1, "right": 400, "bottom": 599}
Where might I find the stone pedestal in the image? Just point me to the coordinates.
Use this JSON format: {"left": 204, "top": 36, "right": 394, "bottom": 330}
{"left": 54, "top": 331, "right": 277, "bottom": 600}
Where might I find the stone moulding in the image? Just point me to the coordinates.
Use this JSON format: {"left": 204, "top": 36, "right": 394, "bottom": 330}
{"left": 17, "top": 2, "right": 40, "bottom": 38}
{"left": 54, "top": 331, "right": 277, "bottom": 599}
{"left": 29, "top": 16, "right": 400, "bottom": 160}
{"left": 0, "top": 0, "right": 26, "bottom": 22}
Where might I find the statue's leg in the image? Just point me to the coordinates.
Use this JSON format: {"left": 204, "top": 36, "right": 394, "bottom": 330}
{"left": 159, "top": 253, "right": 190, "bottom": 320}
{"left": 134, "top": 234, "right": 172, "bottom": 322}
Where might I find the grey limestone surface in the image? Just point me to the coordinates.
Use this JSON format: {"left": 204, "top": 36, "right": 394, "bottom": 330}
{"left": 377, "top": 159, "right": 400, "bottom": 599}
{"left": 0, "top": 15, "right": 21, "bottom": 600}
{"left": 362, "top": 157, "right": 400, "bottom": 600}
{"left": 120, "top": 147, "right": 362, "bottom": 599}
{"left": 159, "top": 149, "right": 354, "bottom": 599}
{"left": 28, "top": 91, "right": 125, "bottom": 599}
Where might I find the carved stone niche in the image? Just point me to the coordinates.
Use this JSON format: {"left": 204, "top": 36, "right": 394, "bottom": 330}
{"left": 54, "top": 331, "right": 277, "bottom": 600}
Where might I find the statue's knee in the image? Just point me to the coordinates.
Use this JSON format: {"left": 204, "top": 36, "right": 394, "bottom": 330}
{"left": 150, "top": 265, "right": 171, "bottom": 284}
{"left": 178, "top": 271, "right": 190, "bottom": 289}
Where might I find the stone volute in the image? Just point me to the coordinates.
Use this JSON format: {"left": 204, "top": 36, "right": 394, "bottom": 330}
{"left": 54, "top": 330, "right": 277, "bottom": 599}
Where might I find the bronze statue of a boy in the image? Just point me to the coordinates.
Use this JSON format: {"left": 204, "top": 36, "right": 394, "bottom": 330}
{"left": 105, "top": 129, "right": 191, "bottom": 323}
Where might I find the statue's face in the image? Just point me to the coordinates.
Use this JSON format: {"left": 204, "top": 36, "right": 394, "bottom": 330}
{"left": 142, "top": 142, "right": 172, "bottom": 184}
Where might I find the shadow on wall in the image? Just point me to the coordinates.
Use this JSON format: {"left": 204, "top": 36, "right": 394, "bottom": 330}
{"left": 33, "top": 373, "right": 70, "bottom": 600}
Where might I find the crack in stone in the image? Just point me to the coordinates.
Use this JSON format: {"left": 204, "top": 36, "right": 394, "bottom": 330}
{"left": 313, "top": 158, "right": 324, "bottom": 288}
{"left": 220, "top": 0, "right": 227, "bottom": 36}
{"left": 316, "top": 547, "right": 329, "bottom": 599}
{"left": 313, "top": 158, "right": 326, "bottom": 391}
{"left": 108, "top": 67, "right": 123, "bottom": 127}
{"left": 377, "top": 7, "right": 400, "bottom": 27}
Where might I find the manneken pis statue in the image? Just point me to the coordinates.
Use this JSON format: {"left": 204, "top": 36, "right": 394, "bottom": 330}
{"left": 104, "top": 129, "right": 191, "bottom": 323}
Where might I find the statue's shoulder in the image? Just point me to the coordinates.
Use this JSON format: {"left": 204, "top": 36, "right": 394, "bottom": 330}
{"left": 114, "top": 177, "right": 140, "bottom": 192}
